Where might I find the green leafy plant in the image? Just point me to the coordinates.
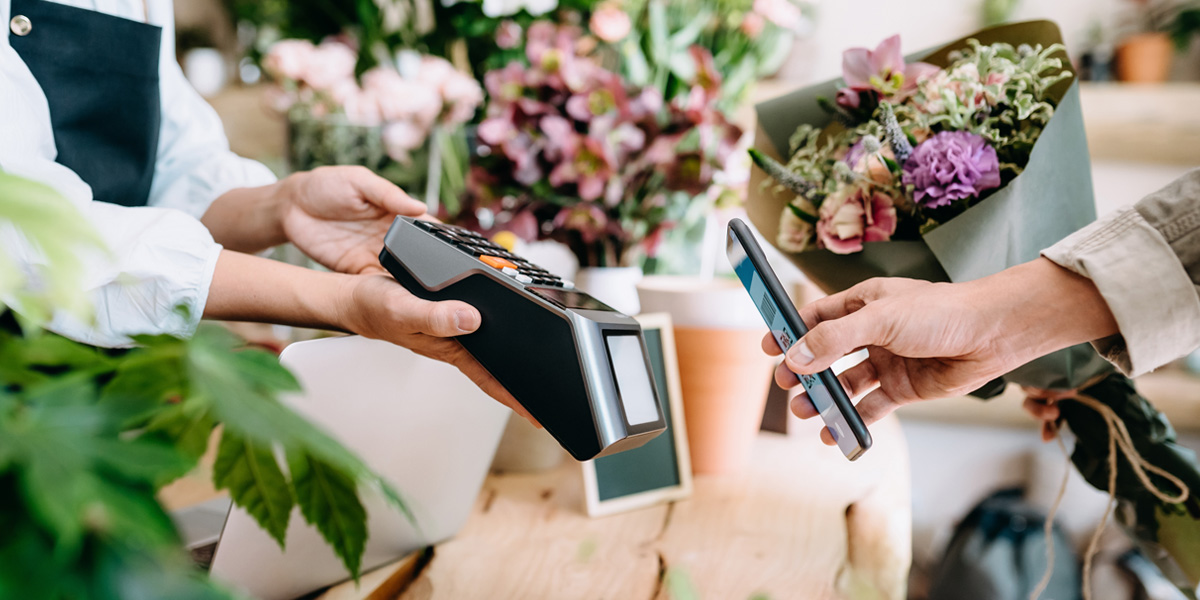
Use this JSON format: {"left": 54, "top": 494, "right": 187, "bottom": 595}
{"left": 0, "top": 173, "right": 408, "bottom": 598}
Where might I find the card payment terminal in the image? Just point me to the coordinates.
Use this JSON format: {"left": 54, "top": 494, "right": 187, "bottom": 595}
{"left": 378, "top": 217, "right": 667, "bottom": 461}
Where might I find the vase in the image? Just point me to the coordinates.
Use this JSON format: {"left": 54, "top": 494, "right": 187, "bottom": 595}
{"left": 1116, "top": 32, "right": 1174, "bottom": 83}
{"left": 637, "top": 276, "right": 777, "bottom": 475}
{"left": 574, "top": 266, "right": 644, "bottom": 316}
{"left": 672, "top": 327, "right": 776, "bottom": 475}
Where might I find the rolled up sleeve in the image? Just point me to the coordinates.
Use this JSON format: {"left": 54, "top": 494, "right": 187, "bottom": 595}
{"left": 1042, "top": 172, "right": 1200, "bottom": 376}
{"left": 26, "top": 202, "right": 223, "bottom": 347}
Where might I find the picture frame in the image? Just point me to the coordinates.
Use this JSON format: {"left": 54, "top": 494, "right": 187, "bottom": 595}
{"left": 581, "top": 313, "right": 693, "bottom": 517}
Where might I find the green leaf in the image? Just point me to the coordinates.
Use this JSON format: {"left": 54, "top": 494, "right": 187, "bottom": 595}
{"left": 787, "top": 203, "right": 819, "bottom": 225}
{"left": 748, "top": 149, "right": 814, "bottom": 196}
{"left": 212, "top": 431, "right": 294, "bottom": 548}
{"left": 648, "top": 0, "right": 670, "bottom": 66}
{"left": 287, "top": 450, "right": 368, "bottom": 578}
{"left": 623, "top": 35, "right": 651, "bottom": 87}
{"left": 668, "top": 8, "right": 712, "bottom": 49}
{"left": 141, "top": 400, "right": 215, "bottom": 462}
{"left": 0, "top": 172, "right": 108, "bottom": 324}
{"left": 667, "top": 50, "right": 696, "bottom": 84}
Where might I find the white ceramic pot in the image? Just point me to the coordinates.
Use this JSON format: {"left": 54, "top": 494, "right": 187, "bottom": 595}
{"left": 574, "top": 266, "right": 644, "bottom": 316}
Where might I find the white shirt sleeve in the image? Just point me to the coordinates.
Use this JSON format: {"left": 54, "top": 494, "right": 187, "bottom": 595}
{"left": 145, "top": 0, "right": 278, "bottom": 219}
{"left": 0, "top": 14, "right": 223, "bottom": 347}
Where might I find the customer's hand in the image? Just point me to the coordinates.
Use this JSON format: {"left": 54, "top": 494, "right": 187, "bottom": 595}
{"left": 280, "top": 166, "right": 426, "bottom": 275}
{"left": 766, "top": 258, "right": 1119, "bottom": 445}
{"left": 336, "top": 273, "right": 537, "bottom": 426}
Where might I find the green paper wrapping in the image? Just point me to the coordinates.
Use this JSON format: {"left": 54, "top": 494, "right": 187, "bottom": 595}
{"left": 748, "top": 21, "right": 1200, "bottom": 590}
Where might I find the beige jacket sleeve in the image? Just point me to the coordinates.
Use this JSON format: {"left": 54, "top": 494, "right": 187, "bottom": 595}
{"left": 1042, "top": 169, "right": 1200, "bottom": 377}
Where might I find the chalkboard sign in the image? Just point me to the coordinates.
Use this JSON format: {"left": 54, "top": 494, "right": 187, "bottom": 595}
{"left": 581, "top": 313, "right": 693, "bottom": 517}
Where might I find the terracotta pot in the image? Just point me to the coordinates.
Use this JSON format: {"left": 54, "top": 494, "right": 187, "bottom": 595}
{"left": 1116, "top": 32, "right": 1174, "bottom": 83}
{"left": 674, "top": 327, "right": 776, "bottom": 475}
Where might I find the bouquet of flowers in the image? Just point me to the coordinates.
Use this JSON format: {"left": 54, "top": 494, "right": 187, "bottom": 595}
{"left": 748, "top": 21, "right": 1200, "bottom": 593}
{"left": 452, "top": 22, "right": 743, "bottom": 267}
{"left": 263, "top": 37, "right": 483, "bottom": 205}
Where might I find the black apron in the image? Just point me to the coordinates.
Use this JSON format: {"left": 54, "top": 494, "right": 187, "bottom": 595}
{"left": 9, "top": 0, "right": 163, "bottom": 207}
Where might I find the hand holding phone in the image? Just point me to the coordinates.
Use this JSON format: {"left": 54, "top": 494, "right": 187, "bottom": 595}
{"left": 726, "top": 219, "right": 872, "bottom": 460}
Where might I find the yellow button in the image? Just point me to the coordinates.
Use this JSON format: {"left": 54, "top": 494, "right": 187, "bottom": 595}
{"left": 10, "top": 15, "right": 31, "bottom": 36}
{"left": 479, "top": 255, "right": 517, "bottom": 270}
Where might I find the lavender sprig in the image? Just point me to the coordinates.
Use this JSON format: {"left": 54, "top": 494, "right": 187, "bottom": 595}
{"left": 879, "top": 103, "right": 913, "bottom": 165}
{"left": 749, "top": 149, "right": 816, "bottom": 196}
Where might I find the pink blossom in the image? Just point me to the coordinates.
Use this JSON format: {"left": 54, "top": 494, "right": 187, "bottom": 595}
{"left": 841, "top": 35, "right": 939, "bottom": 102}
{"left": 442, "top": 74, "right": 484, "bottom": 125}
{"left": 363, "top": 67, "right": 443, "bottom": 125}
{"left": 753, "top": 0, "right": 802, "bottom": 31}
{"left": 741, "top": 12, "right": 765, "bottom": 38}
{"left": 264, "top": 39, "right": 316, "bottom": 82}
{"left": 416, "top": 56, "right": 457, "bottom": 90}
{"left": 552, "top": 203, "right": 609, "bottom": 243}
{"left": 815, "top": 184, "right": 897, "bottom": 254}
{"left": 304, "top": 41, "right": 358, "bottom": 91}
{"left": 485, "top": 62, "right": 527, "bottom": 102}
{"left": 549, "top": 134, "right": 614, "bottom": 201}
{"left": 589, "top": 3, "right": 632, "bottom": 43}
{"left": 383, "top": 121, "right": 427, "bottom": 163}
{"left": 341, "top": 87, "right": 383, "bottom": 127}
{"left": 497, "top": 20, "right": 523, "bottom": 49}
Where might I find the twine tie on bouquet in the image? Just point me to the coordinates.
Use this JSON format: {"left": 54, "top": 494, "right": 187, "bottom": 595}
{"left": 1023, "top": 377, "right": 1190, "bottom": 600}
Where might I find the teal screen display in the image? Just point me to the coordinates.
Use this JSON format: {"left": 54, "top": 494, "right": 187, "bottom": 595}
{"left": 728, "top": 240, "right": 851, "bottom": 446}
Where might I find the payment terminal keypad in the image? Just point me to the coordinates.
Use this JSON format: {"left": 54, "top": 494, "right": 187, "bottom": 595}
{"left": 411, "top": 220, "right": 574, "bottom": 290}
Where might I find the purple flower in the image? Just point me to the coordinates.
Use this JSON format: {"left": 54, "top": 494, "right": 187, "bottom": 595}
{"left": 902, "top": 131, "right": 1001, "bottom": 209}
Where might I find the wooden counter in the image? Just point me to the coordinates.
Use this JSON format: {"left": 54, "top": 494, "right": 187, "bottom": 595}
{"left": 185, "top": 415, "right": 913, "bottom": 600}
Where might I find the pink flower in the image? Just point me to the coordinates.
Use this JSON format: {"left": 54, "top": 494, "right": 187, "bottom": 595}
{"left": 264, "top": 39, "right": 316, "bottom": 82}
{"left": 741, "top": 12, "right": 765, "bottom": 38}
{"left": 442, "top": 74, "right": 484, "bottom": 125}
{"left": 815, "top": 184, "right": 897, "bottom": 254}
{"left": 589, "top": 3, "right": 632, "bottom": 43}
{"left": 778, "top": 205, "right": 815, "bottom": 253}
{"left": 383, "top": 121, "right": 427, "bottom": 164}
{"left": 548, "top": 134, "right": 614, "bottom": 201}
{"left": 753, "top": 0, "right": 802, "bottom": 31}
{"left": 416, "top": 56, "right": 456, "bottom": 91}
{"left": 552, "top": 203, "right": 609, "bottom": 243}
{"left": 341, "top": 87, "right": 383, "bottom": 127}
{"left": 304, "top": 41, "right": 359, "bottom": 91}
{"left": 497, "top": 20, "right": 523, "bottom": 49}
{"left": 840, "top": 35, "right": 939, "bottom": 102}
{"left": 485, "top": 62, "right": 527, "bottom": 103}
{"left": 363, "top": 67, "right": 444, "bottom": 125}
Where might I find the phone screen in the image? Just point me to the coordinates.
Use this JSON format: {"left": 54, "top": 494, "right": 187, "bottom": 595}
{"left": 727, "top": 226, "right": 866, "bottom": 457}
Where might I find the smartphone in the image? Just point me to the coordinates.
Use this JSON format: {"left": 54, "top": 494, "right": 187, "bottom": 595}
{"left": 726, "top": 218, "right": 872, "bottom": 460}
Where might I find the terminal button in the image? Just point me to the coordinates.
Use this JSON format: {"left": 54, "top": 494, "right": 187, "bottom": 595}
{"left": 480, "top": 255, "right": 517, "bottom": 270}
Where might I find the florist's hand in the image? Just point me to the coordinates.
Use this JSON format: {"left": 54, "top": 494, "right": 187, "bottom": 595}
{"left": 337, "top": 273, "right": 537, "bottom": 426}
{"left": 765, "top": 258, "right": 1118, "bottom": 445}
{"left": 1023, "top": 395, "right": 1063, "bottom": 442}
{"left": 281, "top": 166, "right": 427, "bottom": 275}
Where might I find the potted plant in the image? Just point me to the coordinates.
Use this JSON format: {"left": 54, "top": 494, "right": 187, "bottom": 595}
{"left": 1114, "top": 0, "right": 1197, "bottom": 82}
{"left": 450, "top": 21, "right": 743, "bottom": 314}
{"left": 0, "top": 173, "right": 406, "bottom": 597}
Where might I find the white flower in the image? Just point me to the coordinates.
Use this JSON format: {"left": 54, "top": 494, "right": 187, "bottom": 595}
{"left": 383, "top": 121, "right": 428, "bottom": 163}
{"left": 777, "top": 206, "right": 814, "bottom": 253}
{"left": 481, "top": 0, "right": 557, "bottom": 17}
{"left": 304, "top": 41, "right": 358, "bottom": 91}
